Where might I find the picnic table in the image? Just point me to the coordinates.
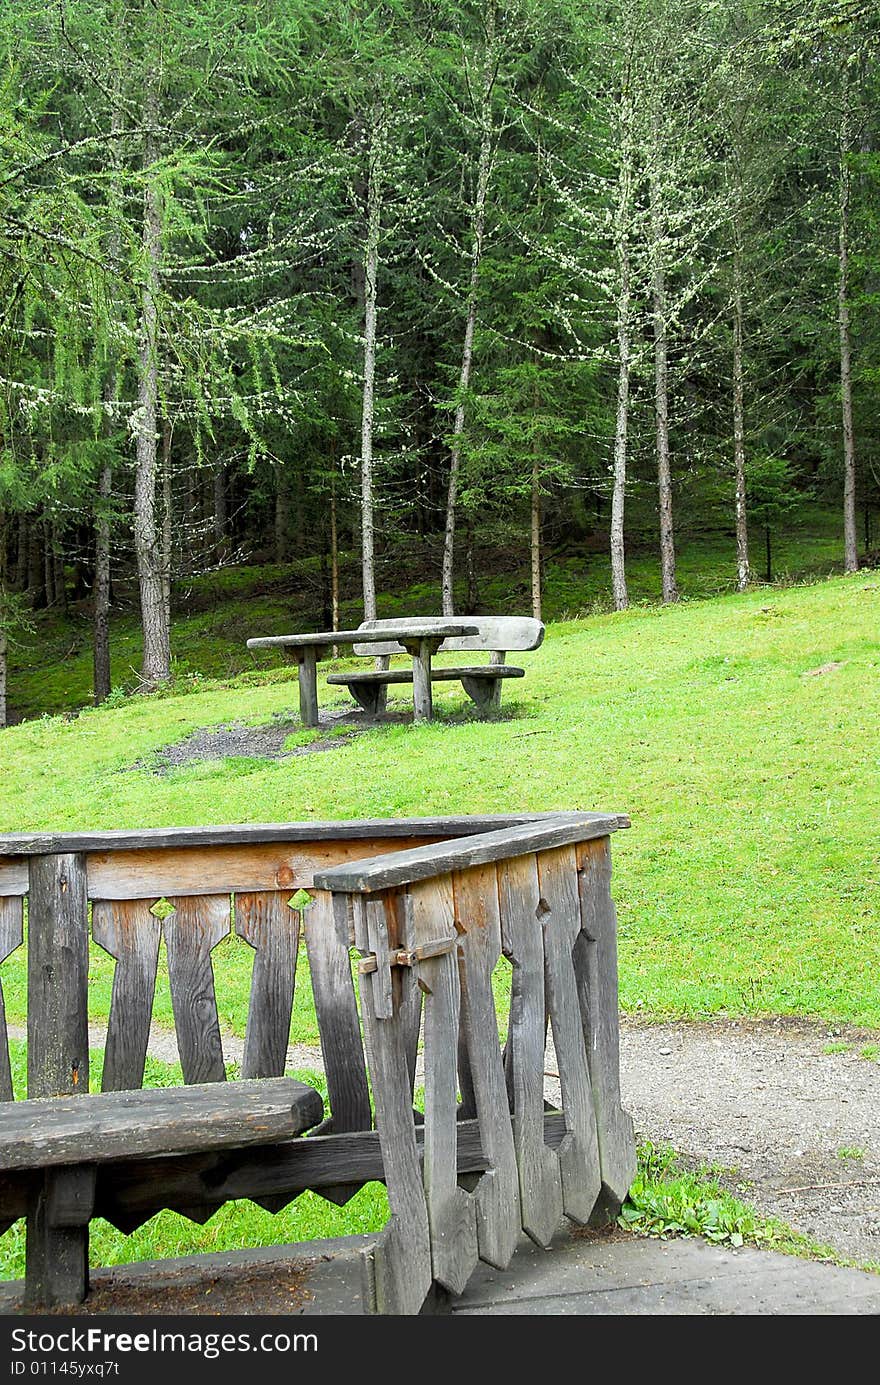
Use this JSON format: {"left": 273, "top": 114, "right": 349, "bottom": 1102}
{"left": 246, "top": 621, "right": 480, "bottom": 726}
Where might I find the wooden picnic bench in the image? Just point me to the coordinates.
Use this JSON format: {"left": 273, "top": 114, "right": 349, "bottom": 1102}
{"left": 326, "top": 615, "right": 545, "bottom": 718}
{"left": 246, "top": 615, "right": 545, "bottom": 725}
{"left": 246, "top": 621, "right": 480, "bottom": 726}
{"left": 0, "top": 811, "right": 635, "bottom": 1313}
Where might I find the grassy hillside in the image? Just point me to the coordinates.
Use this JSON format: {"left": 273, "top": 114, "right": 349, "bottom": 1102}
{"left": 6, "top": 503, "right": 847, "bottom": 721}
{"left": 1, "top": 568, "right": 877, "bottom": 1031}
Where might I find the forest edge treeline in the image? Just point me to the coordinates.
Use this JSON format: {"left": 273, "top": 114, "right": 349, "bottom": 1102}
{"left": 0, "top": 0, "right": 878, "bottom": 726}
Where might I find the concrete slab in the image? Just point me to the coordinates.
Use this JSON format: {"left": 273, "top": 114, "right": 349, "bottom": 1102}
{"left": 1, "top": 1230, "right": 877, "bottom": 1316}
{"left": 452, "top": 1231, "right": 880, "bottom": 1316}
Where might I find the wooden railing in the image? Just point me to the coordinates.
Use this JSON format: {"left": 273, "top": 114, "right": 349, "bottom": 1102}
{"left": 0, "top": 811, "right": 635, "bottom": 1313}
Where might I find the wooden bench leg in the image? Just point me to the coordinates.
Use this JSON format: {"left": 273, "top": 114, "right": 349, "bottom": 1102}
{"left": 296, "top": 651, "right": 320, "bottom": 728}
{"left": 347, "top": 683, "right": 385, "bottom": 717}
{"left": 26, "top": 1167, "right": 95, "bottom": 1308}
{"left": 411, "top": 643, "right": 433, "bottom": 723}
{"left": 460, "top": 676, "right": 501, "bottom": 715}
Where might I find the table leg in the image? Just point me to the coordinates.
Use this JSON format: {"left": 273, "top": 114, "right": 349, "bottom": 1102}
{"left": 297, "top": 650, "right": 319, "bottom": 728}
{"left": 411, "top": 640, "right": 433, "bottom": 723}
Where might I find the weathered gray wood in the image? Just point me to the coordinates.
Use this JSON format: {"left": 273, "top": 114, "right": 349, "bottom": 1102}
{"left": 235, "top": 892, "right": 300, "bottom": 1079}
{"left": 326, "top": 665, "right": 523, "bottom": 686}
{"left": 304, "top": 892, "right": 371, "bottom": 1133}
{"left": 358, "top": 896, "right": 432, "bottom": 1315}
{"left": 247, "top": 623, "right": 479, "bottom": 654}
{"left": 82, "top": 836, "right": 442, "bottom": 902}
{"left": 27, "top": 853, "right": 90, "bottom": 1099}
{"left": 0, "top": 860, "right": 27, "bottom": 893}
{"left": 410, "top": 878, "right": 478, "bottom": 1294}
{"left": 92, "top": 900, "right": 162, "bottom": 1093}
{"left": 410, "top": 640, "right": 434, "bottom": 722}
{"left": 0, "top": 1078, "right": 323, "bottom": 1170}
{"left": 163, "top": 895, "right": 230, "bottom": 1084}
{"left": 25, "top": 1175, "right": 89, "bottom": 1308}
{"left": 90, "top": 1114, "right": 570, "bottom": 1230}
{"left": 45, "top": 1166, "right": 97, "bottom": 1228}
{"left": 25, "top": 853, "right": 91, "bottom": 1309}
{"left": 0, "top": 896, "right": 24, "bottom": 1102}
{"left": 497, "top": 855, "right": 563, "bottom": 1248}
{"left": 575, "top": 838, "right": 637, "bottom": 1210}
{"left": 537, "top": 846, "right": 601, "bottom": 1223}
{"left": 315, "top": 814, "right": 625, "bottom": 895}
{"left": 352, "top": 615, "right": 544, "bottom": 656}
{"left": 294, "top": 648, "right": 319, "bottom": 728}
{"left": 454, "top": 864, "right": 521, "bottom": 1269}
{"left": 460, "top": 674, "right": 505, "bottom": 713}
{"left": 0, "top": 812, "right": 589, "bottom": 858}
{"left": 346, "top": 681, "right": 384, "bottom": 716}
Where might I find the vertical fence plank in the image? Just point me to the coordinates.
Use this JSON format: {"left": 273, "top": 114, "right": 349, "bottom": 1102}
{"left": 574, "top": 838, "right": 637, "bottom": 1209}
{"left": 453, "top": 864, "right": 521, "bottom": 1270}
{"left": 537, "top": 847, "right": 602, "bottom": 1223}
{"left": 410, "top": 878, "right": 478, "bottom": 1295}
{"left": 92, "top": 901, "right": 162, "bottom": 1093}
{"left": 358, "top": 893, "right": 432, "bottom": 1315}
{"left": 235, "top": 892, "right": 300, "bottom": 1079}
{"left": 25, "top": 853, "right": 91, "bottom": 1307}
{"left": 163, "top": 895, "right": 230, "bottom": 1084}
{"left": 305, "top": 891, "right": 371, "bottom": 1133}
{"left": 0, "top": 897, "right": 24, "bottom": 1102}
{"left": 497, "top": 855, "right": 563, "bottom": 1248}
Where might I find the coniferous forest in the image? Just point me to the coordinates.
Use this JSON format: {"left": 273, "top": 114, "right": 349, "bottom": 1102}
{"left": 1, "top": 0, "right": 878, "bottom": 719}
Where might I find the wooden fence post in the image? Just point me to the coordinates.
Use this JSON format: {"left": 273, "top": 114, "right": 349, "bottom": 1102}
{"left": 25, "top": 852, "right": 92, "bottom": 1306}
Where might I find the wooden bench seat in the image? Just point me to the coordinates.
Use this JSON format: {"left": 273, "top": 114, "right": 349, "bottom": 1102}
{"left": 0, "top": 1077, "right": 324, "bottom": 1171}
{"left": 327, "top": 663, "right": 525, "bottom": 715}
{"left": 5, "top": 1077, "right": 323, "bottom": 1308}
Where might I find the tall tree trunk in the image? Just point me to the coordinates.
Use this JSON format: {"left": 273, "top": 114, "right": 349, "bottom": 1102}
{"left": 51, "top": 525, "right": 66, "bottom": 614}
{"left": 43, "top": 521, "right": 56, "bottom": 608}
{"left": 611, "top": 199, "right": 632, "bottom": 610}
{"left": 360, "top": 111, "right": 383, "bottom": 622}
{"left": 530, "top": 456, "right": 542, "bottom": 621}
{"left": 330, "top": 481, "right": 339, "bottom": 635}
{"left": 26, "top": 518, "right": 44, "bottom": 608}
{"left": 839, "top": 84, "right": 858, "bottom": 574}
{"left": 133, "top": 62, "right": 171, "bottom": 689}
{"left": 441, "top": 4, "right": 496, "bottom": 616}
{"left": 610, "top": 52, "right": 635, "bottom": 613}
{"left": 732, "top": 217, "right": 750, "bottom": 591}
{"left": 93, "top": 462, "right": 112, "bottom": 705}
{"left": 161, "top": 420, "right": 173, "bottom": 627}
{"left": 275, "top": 468, "right": 291, "bottom": 562}
{"left": 649, "top": 160, "right": 677, "bottom": 604}
{"left": 0, "top": 622, "right": 6, "bottom": 729}
{"left": 14, "top": 514, "right": 27, "bottom": 590}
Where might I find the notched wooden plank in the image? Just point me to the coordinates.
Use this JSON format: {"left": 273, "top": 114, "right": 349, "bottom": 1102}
{"left": 537, "top": 847, "right": 601, "bottom": 1224}
{"left": 163, "top": 895, "right": 231, "bottom": 1085}
{"left": 92, "top": 901, "right": 162, "bottom": 1093}
{"left": 235, "top": 891, "right": 301, "bottom": 1079}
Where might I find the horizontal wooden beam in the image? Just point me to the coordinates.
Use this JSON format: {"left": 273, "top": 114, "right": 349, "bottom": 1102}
{"left": 315, "top": 815, "right": 628, "bottom": 895}
{"left": 0, "top": 814, "right": 568, "bottom": 860}
{"left": 92, "top": 1113, "right": 569, "bottom": 1225}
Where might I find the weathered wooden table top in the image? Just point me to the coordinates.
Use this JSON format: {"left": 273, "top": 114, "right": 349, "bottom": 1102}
{"left": 247, "top": 622, "right": 480, "bottom": 651}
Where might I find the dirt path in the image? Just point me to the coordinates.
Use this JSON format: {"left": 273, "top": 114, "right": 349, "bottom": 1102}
{"left": 14, "top": 1015, "right": 876, "bottom": 1268}
{"left": 615, "top": 1018, "right": 880, "bottom": 1267}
